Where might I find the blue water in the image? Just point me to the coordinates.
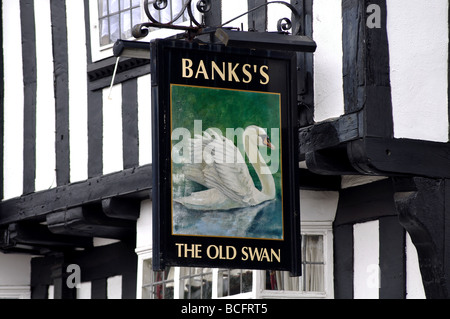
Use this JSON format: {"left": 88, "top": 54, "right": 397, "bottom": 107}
{"left": 172, "top": 196, "right": 284, "bottom": 240}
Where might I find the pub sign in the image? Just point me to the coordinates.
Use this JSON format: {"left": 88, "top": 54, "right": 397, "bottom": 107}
{"left": 151, "top": 38, "right": 301, "bottom": 275}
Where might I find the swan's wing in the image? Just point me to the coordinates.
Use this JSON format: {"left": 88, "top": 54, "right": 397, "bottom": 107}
{"left": 179, "top": 130, "right": 256, "bottom": 205}
{"left": 201, "top": 135, "right": 256, "bottom": 205}
{"left": 181, "top": 134, "right": 208, "bottom": 187}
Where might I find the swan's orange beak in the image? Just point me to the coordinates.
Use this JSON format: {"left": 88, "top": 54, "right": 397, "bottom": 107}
{"left": 264, "top": 137, "right": 275, "bottom": 150}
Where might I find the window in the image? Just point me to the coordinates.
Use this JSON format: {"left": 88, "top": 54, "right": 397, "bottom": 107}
{"left": 90, "top": 0, "right": 195, "bottom": 61}
{"left": 98, "top": 0, "right": 142, "bottom": 46}
{"left": 140, "top": 258, "right": 253, "bottom": 299}
{"left": 138, "top": 234, "right": 331, "bottom": 299}
{"left": 265, "top": 235, "right": 325, "bottom": 293}
{"left": 217, "top": 269, "right": 253, "bottom": 297}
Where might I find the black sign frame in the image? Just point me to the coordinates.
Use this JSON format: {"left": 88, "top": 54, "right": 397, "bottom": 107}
{"left": 151, "top": 38, "right": 301, "bottom": 275}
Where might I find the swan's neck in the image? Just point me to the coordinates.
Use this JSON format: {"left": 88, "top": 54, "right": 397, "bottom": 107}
{"left": 243, "top": 133, "right": 276, "bottom": 198}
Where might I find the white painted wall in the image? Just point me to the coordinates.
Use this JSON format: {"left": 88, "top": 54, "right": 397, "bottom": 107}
{"left": 107, "top": 275, "right": 122, "bottom": 299}
{"left": 0, "top": 252, "right": 31, "bottom": 298}
{"left": 387, "top": 0, "right": 449, "bottom": 142}
{"left": 76, "top": 282, "right": 92, "bottom": 299}
{"left": 0, "top": 253, "right": 31, "bottom": 286}
{"left": 34, "top": 0, "right": 56, "bottom": 192}
{"left": 312, "top": 0, "right": 345, "bottom": 122}
{"left": 138, "top": 75, "right": 152, "bottom": 165}
{"left": 2, "top": 0, "right": 24, "bottom": 199}
{"left": 300, "top": 190, "right": 339, "bottom": 224}
{"left": 221, "top": 0, "right": 248, "bottom": 31}
{"left": 266, "top": 0, "right": 292, "bottom": 32}
{"left": 136, "top": 200, "right": 153, "bottom": 250}
{"left": 354, "top": 221, "right": 380, "bottom": 299}
{"left": 66, "top": 0, "right": 89, "bottom": 183}
{"left": 103, "top": 84, "right": 124, "bottom": 174}
{"left": 406, "top": 233, "right": 426, "bottom": 299}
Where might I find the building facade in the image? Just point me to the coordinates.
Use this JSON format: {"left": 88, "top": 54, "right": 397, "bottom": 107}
{"left": 1, "top": 0, "right": 449, "bottom": 299}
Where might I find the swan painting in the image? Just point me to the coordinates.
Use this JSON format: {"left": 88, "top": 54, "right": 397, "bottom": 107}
{"left": 170, "top": 84, "right": 283, "bottom": 239}
{"left": 173, "top": 126, "right": 278, "bottom": 211}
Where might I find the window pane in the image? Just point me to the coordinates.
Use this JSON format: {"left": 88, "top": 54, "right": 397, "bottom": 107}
{"left": 120, "top": 0, "right": 131, "bottom": 10}
{"left": 180, "top": 268, "right": 212, "bottom": 299}
{"left": 302, "top": 235, "right": 325, "bottom": 292}
{"left": 160, "top": 0, "right": 172, "bottom": 23}
{"left": 132, "top": 0, "right": 140, "bottom": 7}
{"left": 121, "top": 11, "right": 132, "bottom": 39}
{"left": 218, "top": 269, "right": 253, "bottom": 297}
{"left": 132, "top": 8, "right": 141, "bottom": 27}
{"left": 99, "top": 0, "right": 109, "bottom": 17}
{"left": 265, "top": 235, "right": 325, "bottom": 293}
{"left": 109, "top": 14, "right": 120, "bottom": 43}
{"left": 110, "top": 0, "right": 119, "bottom": 13}
{"left": 304, "top": 264, "right": 324, "bottom": 292}
{"left": 151, "top": 267, "right": 174, "bottom": 299}
{"left": 100, "top": 18, "right": 110, "bottom": 46}
{"left": 265, "top": 271, "right": 300, "bottom": 291}
{"left": 304, "top": 235, "right": 324, "bottom": 263}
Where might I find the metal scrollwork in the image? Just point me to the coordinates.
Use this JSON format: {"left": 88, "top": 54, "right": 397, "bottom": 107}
{"left": 132, "top": 0, "right": 302, "bottom": 39}
{"left": 219, "top": 1, "right": 301, "bottom": 35}
{"left": 133, "top": 0, "right": 211, "bottom": 38}
{"left": 277, "top": 17, "right": 292, "bottom": 33}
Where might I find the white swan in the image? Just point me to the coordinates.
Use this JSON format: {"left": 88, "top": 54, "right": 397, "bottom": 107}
{"left": 174, "top": 126, "right": 276, "bottom": 211}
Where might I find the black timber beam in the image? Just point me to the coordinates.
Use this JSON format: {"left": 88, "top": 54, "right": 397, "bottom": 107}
{"left": 348, "top": 138, "right": 450, "bottom": 178}
{"left": 0, "top": 223, "right": 92, "bottom": 253}
{"left": 46, "top": 206, "right": 136, "bottom": 240}
{"left": 0, "top": 164, "right": 152, "bottom": 226}
{"left": 393, "top": 177, "right": 450, "bottom": 298}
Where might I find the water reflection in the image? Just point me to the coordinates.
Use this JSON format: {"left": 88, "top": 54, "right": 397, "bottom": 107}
{"left": 173, "top": 199, "right": 283, "bottom": 239}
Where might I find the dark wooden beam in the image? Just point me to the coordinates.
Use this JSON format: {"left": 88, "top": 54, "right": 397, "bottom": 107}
{"left": 51, "top": 0, "right": 71, "bottom": 186}
{"left": 0, "top": 223, "right": 92, "bottom": 252}
{"left": 393, "top": 177, "right": 450, "bottom": 299}
{"left": 20, "top": 0, "right": 37, "bottom": 194}
{"left": 342, "top": 0, "right": 393, "bottom": 138}
{"left": 349, "top": 138, "right": 450, "bottom": 178}
{"left": 0, "top": 164, "right": 152, "bottom": 226}
{"left": 247, "top": 0, "right": 267, "bottom": 32}
{"left": 298, "top": 168, "right": 341, "bottom": 191}
{"left": 306, "top": 145, "right": 360, "bottom": 176}
{"left": 102, "top": 197, "right": 140, "bottom": 221}
{"left": 46, "top": 206, "right": 136, "bottom": 239}
{"left": 87, "top": 57, "right": 150, "bottom": 91}
{"left": 299, "top": 112, "right": 362, "bottom": 154}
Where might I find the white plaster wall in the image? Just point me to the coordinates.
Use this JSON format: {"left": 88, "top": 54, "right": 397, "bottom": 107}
{"left": 221, "top": 0, "right": 248, "bottom": 31}
{"left": 387, "top": 0, "right": 449, "bottom": 142}
{"left": 0, "top": 253, "right": 31, "bottom": 286}
{"left": 2, "top": 0, "right": 24, "bottom": 199}
{"left": 138, "top": 75, "right": 153, "bottom": 165}
{"left": 34, "top": 0, "right": 56, "bottom": 192}
{"left": 353, "top": 221, "right": 380, "bottom": 299}
{"left": 103, "top": 84, "right": 124, "bottom": 174}
{"left": 312, "top": 0, "right": 345, "bottom": 122}
{"left": 300, "top": 190, "right": 339, "bottom": 223}
{"left": 76, "top": 282, "right": 92, "bottom": 299}
{"left": 107, "top": 275, "right": 122, "bottom": 299}
{"left": 67, "top": 0, "right": 89, "bottom": 183}
{"left": 406, "top": 233, "right": 426, "bottom": 299}
{"left": 136, "top": 200, "right": 153, "bottom": 250}
{"left": 266, "top": 0, "right": 292, "bottom": 32}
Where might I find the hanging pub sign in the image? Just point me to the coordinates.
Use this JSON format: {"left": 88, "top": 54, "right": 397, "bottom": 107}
{"left": 151, "top": 38, "right": 301, "bottom": 275}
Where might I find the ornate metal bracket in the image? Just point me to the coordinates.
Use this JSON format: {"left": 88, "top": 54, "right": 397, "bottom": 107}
{"left": 132, "top": 0, "right": 303, "bottom": 39}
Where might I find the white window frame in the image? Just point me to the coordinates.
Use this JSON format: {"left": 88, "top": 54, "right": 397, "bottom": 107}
{"left": 136, "top": 248, "right": 257, "bottom": 299}
{"left": 89, "top": 0, "right": 201, "bottom": 62}
{"left": 255, "top": 222, "right": 334, "bottom": 299}
{"left": 136, "top": 223, "right": 334, "bottom": 300}
{"left": 0, "top": 286, "right": 31, "bottom": 299}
